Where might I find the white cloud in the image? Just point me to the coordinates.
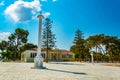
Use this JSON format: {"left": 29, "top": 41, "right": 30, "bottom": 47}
{"left": 41, "top": 0, "right": 57, "bottom": 2}
{"left": 43, "top": 12, "right": 50, "bottom": 18}
{"left": 4, "top": 0, "right": 41, "bottom": 22}
{"left": 52, "top": 0, "right": 57, "bottom": 2}
{"left": 0, "top": 32, "right": 11, "bottom": 42}
{"left": 41, "top": 0, "right": 47, "bottom": 2}
{"left": 0, "top": 1, "right": 4, "bottom": 6}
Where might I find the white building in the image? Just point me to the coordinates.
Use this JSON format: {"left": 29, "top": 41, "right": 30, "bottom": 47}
{"left": 21, "top": 49, "right": 75, "bottom": 62}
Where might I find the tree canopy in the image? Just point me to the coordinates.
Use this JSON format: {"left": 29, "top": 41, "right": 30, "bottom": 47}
{"left": 70, "top": 31, "right": 120, "bottom": 62}
{"left": 0, "top": 28, "right": 29, "bottom": 61}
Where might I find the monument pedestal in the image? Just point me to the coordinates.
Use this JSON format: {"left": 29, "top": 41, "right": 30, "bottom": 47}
{"left": 34, "top": 55, "right": 46, "bottom": 69}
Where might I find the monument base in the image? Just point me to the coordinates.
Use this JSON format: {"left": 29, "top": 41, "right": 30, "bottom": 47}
{"left": 33, "top": 55, "right": 46, "bottom": 69}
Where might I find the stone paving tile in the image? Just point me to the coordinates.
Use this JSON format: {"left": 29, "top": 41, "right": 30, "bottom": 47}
{"left": 0, "top": 62, "right": 120, "bottom": 80}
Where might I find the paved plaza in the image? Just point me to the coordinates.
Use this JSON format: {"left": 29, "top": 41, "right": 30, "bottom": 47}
{"left": 0, "top": 62, "right": 120, "bottom": 80}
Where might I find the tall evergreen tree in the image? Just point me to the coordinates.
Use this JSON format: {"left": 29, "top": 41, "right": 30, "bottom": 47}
{"left": 42, "top": 18, "right": 56, "bottom": 63}
{"left": 71, "top": 29, "right": 85, "bottom": 61}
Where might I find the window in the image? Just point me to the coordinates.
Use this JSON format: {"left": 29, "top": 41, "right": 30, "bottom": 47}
{"left": 30, "top": 53, "right": 37, "bottom": 58}
{"left": 62, "top": 54, "right": 66, "bottom": 58}
{"left": 34, "top": 53, "right": 37, "bottom": 57}
{"left": 41, "top": 53, "right": 45, "bottom": 58}
{"left": 69, "top": 55, "right": 72, "bottom": 58}
{"left": 30, "top": 53, "right": 33, "bottom": 58}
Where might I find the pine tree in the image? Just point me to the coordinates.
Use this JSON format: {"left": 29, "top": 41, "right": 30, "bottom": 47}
{"left": 73, "top": 29, "right": 85, "bottom": 61}
{"left": 42, "top": 18, "right": 56, "bottom": 62}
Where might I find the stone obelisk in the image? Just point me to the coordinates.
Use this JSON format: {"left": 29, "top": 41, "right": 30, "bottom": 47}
{"left": 34, "top": 12, "right": 46, "bottom": 69}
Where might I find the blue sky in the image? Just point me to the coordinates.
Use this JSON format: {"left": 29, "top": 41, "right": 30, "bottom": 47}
{"left": 0, "top": 0, "right": 120, "bottom": 50}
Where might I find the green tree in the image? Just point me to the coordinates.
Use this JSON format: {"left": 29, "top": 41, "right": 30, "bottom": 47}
{"left": 71, "top": 29, "right": 85, "bottom": 61}
{"left": 8, "top": 28, "right": 29, "bottom": 60}
{"left": 104, "top": 36, "right": 119, "bottom": 62}
{"left": 86, "top": 34, "right": 105, "bottom": 62}
{"left": 0, "top": 41, "right": 13, "bottom": 61}
{"left": 0, "top": 40, "right": 8, "bottom": 52}
{"left": 42, "top": 18, "right": 56, "bottom": 63}
{"left": 86, "top": 34, "right": 120, "bottom": 62}
{"left": 0, "top": 50, "right": 13, "bottom": 61}
{"left": 116, "top": 39, "right": 120, "bottom": 62}
{"left": 20, "top": 43, "right": 37, "bottom": 52}
{"left": 22, "top": 43, "right": 37, "bottom": 50}
{"left": 70, "top": 45, "right": 76, "bottom": 53}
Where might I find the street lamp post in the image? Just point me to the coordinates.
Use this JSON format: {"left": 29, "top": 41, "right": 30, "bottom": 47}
{"left": 34, "top": 12, "right": 46, "bottom": 69}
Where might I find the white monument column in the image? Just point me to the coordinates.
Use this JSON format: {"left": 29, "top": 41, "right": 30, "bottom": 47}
{"left": 90, "top": 52, "right": 94, "bottom": 65}
{"left": 34, "top": 12, "right": 46, "bottom": 69}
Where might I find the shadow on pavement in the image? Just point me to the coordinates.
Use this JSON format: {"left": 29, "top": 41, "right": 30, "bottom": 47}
{"left": 46, "top": 68, "right": 87, "bottom": 75}
{"left": 49, "top": 62, "right": 85, "bottom": 66}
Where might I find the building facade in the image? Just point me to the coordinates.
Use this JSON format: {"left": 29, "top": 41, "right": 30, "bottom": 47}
{"left": 21, "top": 49, "right": 75, "bottom": 62}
